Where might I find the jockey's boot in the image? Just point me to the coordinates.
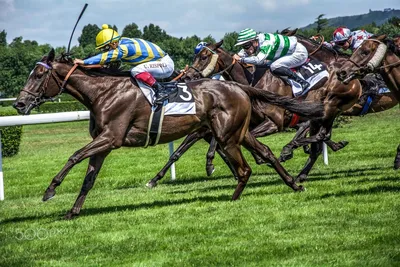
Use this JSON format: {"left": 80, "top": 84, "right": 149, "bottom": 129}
{"left": 152, "top": 81, "right": 169, "bottom": 105}
{"left": 272, "top": 67, "right": 310, "bottom": 91}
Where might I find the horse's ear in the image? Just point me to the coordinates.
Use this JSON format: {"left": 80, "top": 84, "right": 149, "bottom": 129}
{"left": 280, "top": 27, "right": 290, "bottom": 34}
{"left": 47, "top": 48, "right": 55, "bottom": 63}
{"left": 293, "top": 28, "right": 298, "bottom": 35}
{"left": 377, "top": 34, "right": 387, "bottom": 41}
{"left": 215, "top": 40, "right": 223, "bottom": 48}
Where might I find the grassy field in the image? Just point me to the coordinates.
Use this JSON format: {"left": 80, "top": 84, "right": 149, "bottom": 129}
{"left": 1, "top": 108, "right": 400, "bottom": 266}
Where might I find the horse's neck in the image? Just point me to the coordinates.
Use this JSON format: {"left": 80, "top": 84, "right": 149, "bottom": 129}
{"left": 54, "top": 63, "right": 132, "bottom": 108}
{"left": 382, "top": 53, "right": 400, "bottom": 94}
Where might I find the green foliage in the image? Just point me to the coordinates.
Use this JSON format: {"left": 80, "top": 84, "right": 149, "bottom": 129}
{"left": 0, "top": 109, "right": 22, "bottom": 157}
{"left": 78, "top": 24, "right": 100, "bottom": 48}
{"left": 315, "top": 14, "right": 328, "bottom": 33}
{"left": 122, "top": 23, "right": 142, "bottom": 38}
{"left": 1, "top": 14, "right": 398, "bottom": 98}
{"left": 0, "top": 30, "right": 6, "bottom": 47}
{"left": 36, "top": 101, "right": 87, "bottom": 113}
{"left": 222, "top": 32, "right": 240, "bottom": 53}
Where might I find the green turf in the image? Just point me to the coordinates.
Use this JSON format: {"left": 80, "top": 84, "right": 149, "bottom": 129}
{"left": 1, "top": 108, "right": 400, "bottom": 266}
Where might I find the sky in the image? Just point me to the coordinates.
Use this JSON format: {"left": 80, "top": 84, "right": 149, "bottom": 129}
{"left": 0, "top": 0, "right": 399, "bottom": 48}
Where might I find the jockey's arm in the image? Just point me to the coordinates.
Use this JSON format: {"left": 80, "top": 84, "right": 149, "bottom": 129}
{"left": 83, "top": 45, "right": 127, "bottom": 65}
{"left": 239, "top": 51, "right": 268, "bottom": 66}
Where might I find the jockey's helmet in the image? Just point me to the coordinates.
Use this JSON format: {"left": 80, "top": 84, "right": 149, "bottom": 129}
{"left": 333, "top": 27, "right": 351, "bottom": 43}
{"left": 194, "top": 42, "right": 208, "bottom": 55}
{"left": 95, "top": 24, "right": 121, "bottom": 50}
{"left": 235, "top": 28, "right": 258, "bottom": 46}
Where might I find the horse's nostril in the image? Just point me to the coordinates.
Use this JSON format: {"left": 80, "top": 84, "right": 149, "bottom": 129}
{"left": 13, "top": 101, "right": 25, "bottom": 109}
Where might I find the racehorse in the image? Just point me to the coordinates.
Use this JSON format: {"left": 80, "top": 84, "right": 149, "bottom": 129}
{"left": 181, "top": 40, "right": 364, "bottom": 183}
{"left": 337, "top": 34, "right": 400, "bottom": 169}
{"left": 13, "top": 49, "right": 324, "bottom": 219}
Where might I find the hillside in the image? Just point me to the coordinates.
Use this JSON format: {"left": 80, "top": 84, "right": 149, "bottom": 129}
{"left": 301, "top": 8, "right": 400, "bottom": 30}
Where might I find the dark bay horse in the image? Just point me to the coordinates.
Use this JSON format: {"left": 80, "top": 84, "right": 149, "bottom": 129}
{"left": 337, "top": 34, "right": 400, "bottom": 168}
{"left": 13, "top": 49, "right": 325, "bottom": 219}
{"left": 182, "top": 40, "right": 363, "bottom": 182}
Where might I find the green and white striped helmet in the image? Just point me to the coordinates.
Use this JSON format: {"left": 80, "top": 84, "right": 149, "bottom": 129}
{"left": 235, "top": 28, "right": 258, "bottom": 46}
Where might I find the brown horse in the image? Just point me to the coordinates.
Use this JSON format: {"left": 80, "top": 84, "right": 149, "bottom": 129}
{"left": 13, "top": 49, "right": 325, "bottom": 219}
{"left": 182, "top": 40, "right": 364, "bottom": 183}
{"left": 337, "top": 34, "right": 400, "bottom": 168}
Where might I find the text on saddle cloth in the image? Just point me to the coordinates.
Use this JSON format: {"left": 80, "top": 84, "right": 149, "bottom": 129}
{"left": 137, "top": 80, "right": 196, "bottom": 115}
{"left": 290, "top": 58, "right": 329, "bottom": 97}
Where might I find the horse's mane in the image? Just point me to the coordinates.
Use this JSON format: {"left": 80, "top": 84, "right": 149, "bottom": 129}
{"left": 295, "top": 34, "right": 350, "bottom": 58}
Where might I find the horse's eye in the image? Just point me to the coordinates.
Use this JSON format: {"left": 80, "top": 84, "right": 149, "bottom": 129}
{"left": 361, "top": 50, "right": 369, "bottom": 56}
{"left": 35, "top": 71, "right": 44, "bottom": 79}
{"left": 201, "top": 55, "right": 208, "bottom": 61}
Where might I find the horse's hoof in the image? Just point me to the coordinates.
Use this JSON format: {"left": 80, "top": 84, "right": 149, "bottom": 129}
{"left": 297, "top": 174, "right": 308, "bottom": 183}
{"left": 64, "top": 211, "right": 78, "bottom": 220}
{"left": 340, "top": 141, "right": 349, "bottom": 147}
{"left": 297, "top": 185, "right": 305, "bottom": 191}
{"left": 279, "top": 152, "right": 293, "bottom": 162}
{"left": 206, "top": 165, "right": 215, "bottom": 176}
{"left": 42, "top": 189, "right": 55, "bottom": 202}
{"left": 146, "top": 181, "right": 157, "bottom": 188}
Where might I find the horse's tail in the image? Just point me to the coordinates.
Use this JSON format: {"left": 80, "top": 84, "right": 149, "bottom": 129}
{"left": 239, "top": 84, "right": 325, "bottom": 118}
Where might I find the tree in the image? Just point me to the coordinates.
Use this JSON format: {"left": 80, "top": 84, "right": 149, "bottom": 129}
{"left": 388, "top": 16, "right": 400, "bottom": 28}
{"left": 78, "top": 24, "right": 100, "bottom": 48}
{"left": 122, "top": 23, "right": 142, "bottom": 38}
{"left": 142, "top": 23, "right": 169, "bottom": 43}
{"left": 0, "top": 30, "right": 7, "bottom": 47}
{"left": 315, "top": 14, "right": 328, "bottom": 33}
{"left": 222, "top": 32, "right": 239, "bottom": 53}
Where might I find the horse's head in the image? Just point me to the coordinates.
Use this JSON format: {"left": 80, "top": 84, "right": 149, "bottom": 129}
{"left": 183, "top": 40, "right": 225, "bottom": 82}
{"left": 337, "top": 35, "right": 388, "bottom": 83}
{"left": 13, "top": 49, "right": 63, "bottom": 115}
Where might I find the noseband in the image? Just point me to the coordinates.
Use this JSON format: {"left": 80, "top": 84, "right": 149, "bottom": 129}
{"left": 21, "top": 62, "right": 78, "bottom": 108}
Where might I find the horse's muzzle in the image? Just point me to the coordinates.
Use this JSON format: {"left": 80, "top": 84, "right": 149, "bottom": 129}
{"left": 13, "top": 101, "right": 31, "bottom": 115}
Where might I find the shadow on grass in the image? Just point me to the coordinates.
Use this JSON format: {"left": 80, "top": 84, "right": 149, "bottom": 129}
{"left": 308, "top": 185, "right": 400, "bottom": 200}
{"left": 0, "top": 194, "right": 232, "bottom": 224}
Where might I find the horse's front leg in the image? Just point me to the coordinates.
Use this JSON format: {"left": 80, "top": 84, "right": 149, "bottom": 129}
{"left": 146, "top": 130, "right": 208, "bottom": 188}
{"left": 43, "top": 133, "right": 114, "bottom": 201}
{"left": 64, "top": 151, "right": 110, "bottom": 220}
{"left": 394, "top": 144, "right": 400, "bottom": 170}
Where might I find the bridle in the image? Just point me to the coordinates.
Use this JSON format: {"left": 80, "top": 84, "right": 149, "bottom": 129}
{"left": 21, "top": 61, "right": 79, "bottom": 108}
{"left": 188, "top": 46, "right": 236, "bottom": 79}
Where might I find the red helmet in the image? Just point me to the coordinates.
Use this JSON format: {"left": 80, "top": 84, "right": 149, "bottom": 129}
{"left": 333, "top": 27, "right": 351, "bottom": 43}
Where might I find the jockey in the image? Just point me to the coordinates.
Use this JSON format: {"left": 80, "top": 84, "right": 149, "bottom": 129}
{"left": 74, "top": 24, "right": 175, "bottom": 105}
{"left": 324, "top": 26, "right": 373, "bottom": 51}
{"left": 325, "top": 26, "right": 389, "bottom": 95}
{"left": 233, "top": 28, "right": 310, "bottom": 91}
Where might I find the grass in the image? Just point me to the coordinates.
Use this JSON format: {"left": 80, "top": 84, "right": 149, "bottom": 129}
{"left": 1, "top": 108, "right": 400, "bottom": 266}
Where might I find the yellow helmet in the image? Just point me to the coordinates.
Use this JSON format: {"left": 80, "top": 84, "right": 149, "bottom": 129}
{"left": 95, "top": 24, "right": 121, "bottom": 50}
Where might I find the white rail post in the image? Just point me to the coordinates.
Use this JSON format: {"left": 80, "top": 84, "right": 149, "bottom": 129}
{"left": 0, "top": 131, "right": 4, "bottom": 201}
{"left": 323, "top": 142, "right": 328, "bottom": 165}
{"left": 168, "top": 142, "right": 176, "bottom": 180}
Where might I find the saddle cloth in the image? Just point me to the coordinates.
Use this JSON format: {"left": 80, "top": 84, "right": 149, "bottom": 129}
{"left": 137, "top": 81, "right": 196, "bottom": 115}
{"left": 290, "top": 58, "right": 329, "bottom": 97}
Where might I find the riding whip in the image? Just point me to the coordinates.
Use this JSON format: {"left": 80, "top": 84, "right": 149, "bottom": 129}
{"left": 67, "top": 3, "right": 88, "bottom": 54}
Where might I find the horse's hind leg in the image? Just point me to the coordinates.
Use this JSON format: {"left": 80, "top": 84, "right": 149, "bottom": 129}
{"left": 243, "top": 132, "right": 303, "bottom": 191}
{"left": 280, "top": 121, "right": 311, "bottom": 162}
{"left": 64, "top": 152, "right": 109, "bottom": 219}
{"left": 146, "top": 130, "right": 209, "bottom": 188}
{"left": 220, "top": 142, "right": 252, "bottom": 200}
